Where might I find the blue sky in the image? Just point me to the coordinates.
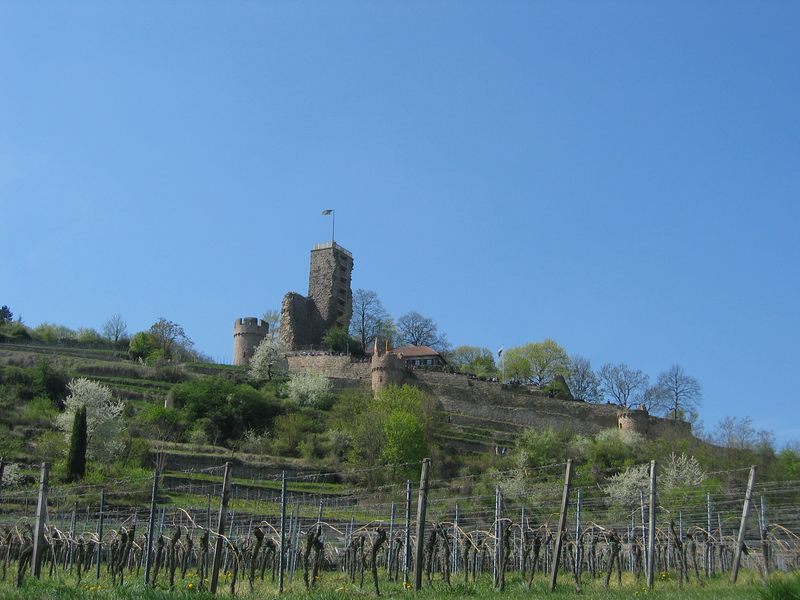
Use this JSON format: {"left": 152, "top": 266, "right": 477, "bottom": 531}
{"left": 2, "top": 2, "right": 798, "bottom": 445}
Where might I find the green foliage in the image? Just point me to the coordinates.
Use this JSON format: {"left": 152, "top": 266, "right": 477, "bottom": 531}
{"left": 0, "top": 424, "right": 24, "bottom": 456}
{"left": 381, "top": 410, "right": 426, "bottom": 465}
{"left": 129, "top": 331, "right": 159, "bottom": 361}
{"left": 348, "top": 384, "right": 433, "bottom": 482}
{"left": 450, "top": 346, "right": 498, "bottom": 378}
{"left": 580, "top": 428, "right": 642, "bottom": 474}
{"left": 322, "top": 326, "right": 363, "bottom": 355}
{"left": 17, "top": 395, "right": 59, "bottom": 424}
{"left": 0, "top": 320, "right": 30, "bottom": 342}
{"left": 542, "top": 376, "right": 573, "bottom": 400}
{"left": 502, "top": 339, "right": 569, "bottom": 385}
{"left": 31, "top": 360, "right": 68, "bottom": 404}
{"left": 272, "top": 413, "right": 315, "bottom": 457}
{"left": 66, "top": 406, "right": 88, "bottom": 481}
{"left": 135, "top": 405, "right": 184, "bottom": 441}
{"left": 0, "top": 305, "right": 12, "bottom": 324}
{"left": 170, "top": 377, "right": 282, "bottom": 444}
{"left": 516, "top": 428, "right": 568, "bottom": 469}
{"left": 759, "top": 573, "right": 800, "bottom": 600}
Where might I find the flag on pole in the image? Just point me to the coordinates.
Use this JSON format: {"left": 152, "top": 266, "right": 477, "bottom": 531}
{"left": 321, "top": 209, "right": 333, "bottom": 215}
{"left": 497, "top": 347, "right": 503, "bottom": 358}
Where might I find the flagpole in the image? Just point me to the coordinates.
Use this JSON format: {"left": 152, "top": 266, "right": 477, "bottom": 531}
{"left": 332, "top": 209, "right": 335, "bottom": 243}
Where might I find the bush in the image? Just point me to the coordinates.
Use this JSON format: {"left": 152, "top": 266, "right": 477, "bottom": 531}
{"left": 272, "top": 413, "right": 315, "bottom": 457}
{"left": 286, "top": 373, "right": 332, "bottom": 408}
{"left": 170, "top": 377, "right": 282, "bottom": 444}
{"left": 322, "top": 326, "right": 363, "bottom": 355}
{"left": 0, "top": 322, "right": 31, "bottom": 342}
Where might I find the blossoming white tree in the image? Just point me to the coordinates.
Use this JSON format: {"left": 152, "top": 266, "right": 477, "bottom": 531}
{"left": 248, "top": 338, "right": 289, "bottom": 381}
{"left": 286, "top": 372, "right": 331, "bottom": 407}
{"left": 56, "top": 378, "right": 124, "bottom": 461}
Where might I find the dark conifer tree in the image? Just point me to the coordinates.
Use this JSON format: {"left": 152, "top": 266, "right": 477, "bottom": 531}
{"left": 67, "top": 405, "right": 88, "bottom": 481}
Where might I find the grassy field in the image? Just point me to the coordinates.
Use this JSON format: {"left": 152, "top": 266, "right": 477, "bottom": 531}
{"left": 3, "top": 570, "right": 791, "bottom": 600}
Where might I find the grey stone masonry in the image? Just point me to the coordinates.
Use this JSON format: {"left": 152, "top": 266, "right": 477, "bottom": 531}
{"left": 280, "top": 242, "right": 354, "bottom": 350}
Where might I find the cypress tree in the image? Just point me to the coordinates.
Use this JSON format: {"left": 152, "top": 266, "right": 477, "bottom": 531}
{"left": 67, "top": 405, "right": 88, "bottom": 481}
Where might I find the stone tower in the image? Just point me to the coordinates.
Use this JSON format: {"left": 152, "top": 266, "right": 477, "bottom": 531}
{"left": 308, "top": 242, "right": 353, "bottom": 331}
{"left": 370, "top": 338, "right": 407, "bottom": 393}
{"left": 233, "top": 317, "right": 269, "bottom": 366}
{"left": 280, "top": 241, "right": 354, "bottom": 350}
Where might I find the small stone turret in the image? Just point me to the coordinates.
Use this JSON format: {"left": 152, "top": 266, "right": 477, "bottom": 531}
{"left": 617, "top": 407, "right": 650, "bottom": 435}
{"left": 233, "top": 317, "right": 269, "bottom": 366}
{"left": 370, "top": 338, "right": 407, "bottom": 393}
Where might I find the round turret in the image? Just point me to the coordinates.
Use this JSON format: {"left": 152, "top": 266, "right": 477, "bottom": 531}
{"left": 371, "top": 350, "right": 407, "bottom": 393}
{"left": 617, "top": 408, "right": 650, "bottom": 435}
{"left": 233, "top": 317, "right": 269, "bottom": 366}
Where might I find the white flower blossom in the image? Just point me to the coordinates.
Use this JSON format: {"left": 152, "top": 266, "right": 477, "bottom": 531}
{"left": 56, "top": 378, "right": 124, "bottom": 461}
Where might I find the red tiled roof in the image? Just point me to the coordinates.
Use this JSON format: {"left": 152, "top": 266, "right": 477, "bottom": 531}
{"left": 392, "top": 345, "right": 441, "bottom": 358}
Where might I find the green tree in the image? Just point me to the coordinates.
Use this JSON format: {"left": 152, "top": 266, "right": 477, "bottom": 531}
{"left": 449, "top": 346, "right": 498, "bottom": 378}
{"left": 149, "top": 318, "right": 193, "bottom": 360}
{"left": 322, "top": 326, "right": 363, "bottom": 355}
{"left": 66, "top": 405, "right": 87, "bottom": 481}
{"left": 502, "top": 339, "right": 569, "bottom": 385}
{"left": 128, "top": 331, "right": 159, "bottom": 361}
{"left": 0, "top": 305, "right": 13, "bottom": 324}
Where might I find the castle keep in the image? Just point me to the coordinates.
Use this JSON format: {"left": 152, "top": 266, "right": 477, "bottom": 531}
{"left": 280, "top": 242, "right": 353, "bottom": 350}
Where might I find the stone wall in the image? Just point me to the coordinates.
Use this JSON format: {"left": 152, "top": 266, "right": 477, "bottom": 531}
{"left": 411, "top": 371, "right": 690, "bottom": 439}
{"left": 287, "top": 354, "right": 371, "bottom": 382}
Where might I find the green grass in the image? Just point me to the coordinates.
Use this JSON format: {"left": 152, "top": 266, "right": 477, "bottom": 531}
{"left": 2, "top": 570, "right": 772, "bottom": 600}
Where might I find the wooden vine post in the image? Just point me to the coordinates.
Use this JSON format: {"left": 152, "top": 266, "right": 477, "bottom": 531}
{"left": 31, "top": 462, "right": 49, "bottom": 578}
{"left": 210, "top": 462, "right": 231, "bottom": 594}
{"left": 143, "top": 469, "right": 159, "bottom": 586}
{"left": 413, "top": 458, "right": 431, "bottom": 591}
{"left": 549, "top": 459, "right": 573, "bottom": 592}
{"left": 278, "top": 470, "right": 288, "bottom": 593}
{"left": 96, "top": 488, "right": 105, "bottom": 579}
{"left": 647, "top": 460, "right": 657, "bottom": 590}
{"left": 731, "top": 465, "right": 757, "bottom": 584}
{"left": 403, "top": 479, "right": 412, "bottom": 589}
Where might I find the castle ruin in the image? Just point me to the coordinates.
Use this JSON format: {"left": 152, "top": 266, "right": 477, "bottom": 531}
{"left": 280, "top": 241, "right": 353, "bottom": 350}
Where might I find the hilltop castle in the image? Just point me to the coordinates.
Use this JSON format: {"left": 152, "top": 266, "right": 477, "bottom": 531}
{"left": 233, "top": 241, "right": 690, "bottom": 443}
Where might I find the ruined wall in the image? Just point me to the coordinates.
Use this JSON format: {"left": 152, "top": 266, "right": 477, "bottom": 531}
{"left": 279, "top": 242, "right": 354, "bottom": 350}
{"left": 280, "top": 292, "right": 324, "bottom": 350}
{"left": 287, "top": 354, "right": 371, "bottom": 382}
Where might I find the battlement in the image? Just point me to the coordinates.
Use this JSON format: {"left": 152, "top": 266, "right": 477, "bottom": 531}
{"left": 311, "top": 241, "right": 353, "bottom": 259}
{"left": 234, "top": 317, "right": 269, "bottom": 335}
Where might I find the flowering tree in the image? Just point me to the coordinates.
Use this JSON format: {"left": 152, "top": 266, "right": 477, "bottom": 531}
{"left": 285, "top": 372, "right": 331, "bottom": 407}
{"left": 604, "top": 464, "right": 651, "bottom": 507}
{"left": 248, "top": 338, "right": 289, "bottom": 381}
{"left": 56, "top": 378, "right": 124, "bottom": 461}
{"left": 661, "top": 452, "right": 706, "bottom": 489}
{"left": 1, "top": 463, "right": 24, "bottom": 487}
